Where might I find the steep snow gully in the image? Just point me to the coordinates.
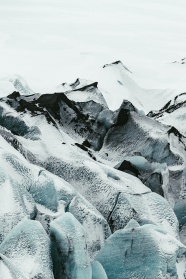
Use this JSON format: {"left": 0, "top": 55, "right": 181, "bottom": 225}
{"left": 0, "top": 61, "right": 186, "bottom": 278}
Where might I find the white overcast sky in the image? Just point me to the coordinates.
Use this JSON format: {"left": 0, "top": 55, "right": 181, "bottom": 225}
{"left": 0, "top": 0, "right": 186, "bottom": 91}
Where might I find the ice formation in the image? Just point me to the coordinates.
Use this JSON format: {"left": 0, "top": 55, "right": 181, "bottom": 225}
{"left": 0, "top": 61, "right": 186, "bottom": 278}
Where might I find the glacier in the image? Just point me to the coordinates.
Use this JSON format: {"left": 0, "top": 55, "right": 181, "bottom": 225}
{"left": 0, "top": 60, "right": 186, "bottom": 278}
{"left": 1, "top": 0, "right": 186, "bottom": 277}
{"left": 96, "top": 220, "right": 186, "bottom": 279}
{"left": 50, "top": 212, "right": 92, "bottom": 279}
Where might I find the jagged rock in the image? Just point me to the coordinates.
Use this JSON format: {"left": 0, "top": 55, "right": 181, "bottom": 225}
{"left": 116, "top": 160, "right": 140, "bottom": 177}
{"left": 115, "top": 156, "right": 165, "bottom": 196}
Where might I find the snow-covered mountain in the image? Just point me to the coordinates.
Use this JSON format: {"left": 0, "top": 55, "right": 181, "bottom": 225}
{"left": 54, "top": 61, "right": 180, "bottom": 114}
{"left": 0, "top": 68, "right": 186, "bottom": 278}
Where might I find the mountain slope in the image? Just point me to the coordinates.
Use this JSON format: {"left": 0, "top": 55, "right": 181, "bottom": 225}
{"left": 56, "top": 61, "right": 179, "bottom": 114}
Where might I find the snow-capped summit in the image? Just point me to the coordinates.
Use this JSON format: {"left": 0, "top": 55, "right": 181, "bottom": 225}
{"left": 51, "top": 60, "right": 179, "bottom": 114}
{"left": 88, "top": 60, "right": 178, "bottom": 114}
{"left": 94, "top": 60, "right": 145, "bottom": 112}
{"left": 103, "top": 60, "right": 132, "bottom": 73}
{"left": 0, "top": 74, "right": 34, "bottom": 98}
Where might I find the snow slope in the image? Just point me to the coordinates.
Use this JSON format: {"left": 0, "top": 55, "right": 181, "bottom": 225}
{"left": 0, "top": 74, "right": 34, "bottom": 97}
{"left": 1, "top": 0, "right": 186, "bottom": 96}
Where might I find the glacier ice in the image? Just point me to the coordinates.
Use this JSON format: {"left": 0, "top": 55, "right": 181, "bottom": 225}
{"left": 0, "top": 218, "right": 54, "bottom": 279}
{"left": 29, "top": 170, "right": 58, "bottom": 212}
{"left": 35, "top": 170, "right": 111, "bottom": 257}
{"left": 0, "top": 254, "right": 27, "bottom": 279}
{"left": 0, "top": 75, "right": 185, "bottom": 279}
{"left": 174, "top": 199, "right": 186, "bottom": 228}
{"left": 67, "top": 194, "right": 111, "bottom": 259}
{"left": 91, "top": 261, "right": 108, "bottom": 279}
{"left": 0, "top": 167, "right": 36, "bottom": 243}
{"left": 96, "top": 220, "right": 186, "bottom": 279}
{"left": 50, "top": 212, "right": 92, "bottom": 279}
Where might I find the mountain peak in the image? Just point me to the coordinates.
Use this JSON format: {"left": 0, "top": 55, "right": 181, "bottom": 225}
{"left": 103, "top": 60, "right": 132, "bottom": 73}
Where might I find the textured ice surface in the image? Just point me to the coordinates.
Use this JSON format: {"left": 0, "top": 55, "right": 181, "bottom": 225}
{"left": 174, "top": 200, "right": 186, "bottom": 228}
{"left": 159, "top": 107, "right": 186, "bottom": 137}
{"left": 36, "top": 170, "right": 111, "bottom": 258}
{"left": 100, "top": 109, "right": 185, "bottom": 165}
{"left": 29, "top": 170, "right": 58, "bottom": 212}
{"left": 96, "top": 220, "right": 186, "bottom": 279}
{"left": 49, "top": 155, "right": 178, "bottom": 234}
{"left": 0, "top": 219, "right": 54, "bottom": 279}
{"left": 50, "top": 212, "right": 92, "bottom": 279}
{"left": 68, "top": 194, "right": 111, "bottom": 259}
{"left": 0, "top": 85, "right": 185, "bottom": 278}
{"left": 0, "top": 126, "right": 111, "bottom": 259}
{"left": 3, "top": 110, "right": 177, "bottom": 237}
{"left": 0, "top": 254, "right": 27, "bottom": 279}
{"left": 46, "top": 152, "right": 179, "bottom": 236}
{"left": 0, "top": 167, "right": 36, "bottom": 243}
